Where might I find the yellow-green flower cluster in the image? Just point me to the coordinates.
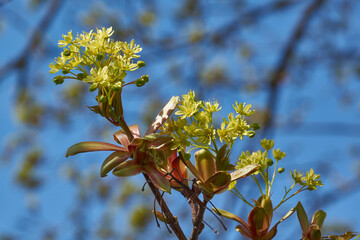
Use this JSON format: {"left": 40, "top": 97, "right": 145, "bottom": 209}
{"left": 217, "top": 102, "right": 255, "bottom": 144}
{"left": 290, "top": 169, "right": 323, "bottom": 191}
{"left": 236, "top": 150, "right": 269, "bottom": 172}
{"left": 49, "top": 27, "right": 146, "bottom": 94}
{"left": 161, "top": 90, "right": 258, "bottom": 151}
{"left": 236, "top": 138, "right": 286, "bottom": 173}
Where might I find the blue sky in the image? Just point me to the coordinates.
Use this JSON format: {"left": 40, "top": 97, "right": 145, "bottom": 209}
{"left": 1, "top": 0, "right": 360, "bottom": 239}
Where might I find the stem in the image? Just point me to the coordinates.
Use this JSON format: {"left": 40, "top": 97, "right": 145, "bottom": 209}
{"left": 268, "top": 159, "right": 279, "bottom": 195}
{"left": 143, "top": 173, "right": 187, "bottom": 240}
{"left": 231, "top": 188, "right": 254, "bottom": 207}
{"left": 251, "top": 174, "right": 264, "bottom": 197}
{"left": 273, "top": 184, "right": 305, "bottom": 211}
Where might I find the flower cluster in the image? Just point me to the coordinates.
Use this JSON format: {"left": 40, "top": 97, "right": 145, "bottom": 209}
{"left": 291, "top": 168, "right": 323, "bottom": 191}
{"left": 49, "top": 27, "right": 147, "bottom": 102}
{"left": 161, "top": 90, "right": 257, "bottom": 151}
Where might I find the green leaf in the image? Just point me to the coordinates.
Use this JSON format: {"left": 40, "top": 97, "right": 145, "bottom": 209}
{"left": 213, "top": 208, "right": 248, "bottom": 226}
{"left": 66, "top": 141, "right": 126, "bottom": 157}
{"left": 100, "top": 152, "right": 131, "bottom": 177}
{"left": 200, "top": 171, "right": 231, "bottom": 198}
{"left": 146, "top": 96, "right": 180, "bottom": 135}
{"left": 216, "top": 144, "right": 229, "bottom": 171}
{"left": 230, "top": 164, "right": 261, "bottom": 181}
{"left": 311, "top": 210, "right": 326, "bottom": 229}
{"left": 296, "top": 202, "right": 309, "bottom": 234}
{"left": 112, "top": 160, "right": 142, "bottom": 177}
{"left": 195, "top": 149, "right": 216, "bottom": 181}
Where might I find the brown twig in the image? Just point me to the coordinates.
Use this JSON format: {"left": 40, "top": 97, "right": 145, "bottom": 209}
{"left": 143, "top": 173, "right": 187, "bottom": 240}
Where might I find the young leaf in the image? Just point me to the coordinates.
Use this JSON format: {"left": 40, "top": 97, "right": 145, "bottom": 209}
{"left": 296, "top": 202, "right": 309, "bottom": 234}
{"left": 66, "top": 141, "right": 126, "bottom": 157}
{"left": 112, "top": 160, "right": 142, "bottom": 177}
{"left": 100, "top": 152, "right": 131, "bottom": 177}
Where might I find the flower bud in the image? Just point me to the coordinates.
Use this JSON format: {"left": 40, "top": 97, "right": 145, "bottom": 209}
{"left": 141, "top": 74, "right": 149, "bottom": 83}
{"left": 77, "top": 73, "right": 87, "bottom": 80}
{"left": 99, "top": 95, "right": 107, "bottom": 103}
{"left": 89, "top": 83, "right": 98, "bottom": 92}
{"left": 137, "top": 61, "right": 146, "bottom": 68}
{"left": 251, "top": 122, "right": 260, "bottom": 130}
{"left": 135, "top": 78, "right": 146, "bottom": 87}
{"left": 247, "top": 130, "right": 255, "bottom": 138}
{"left": 278, "top": 167, "right": 285, "bottom": 173}
{"left": 62, "top": 69, "right": 70, "bottom": 75}
{"left": 96, "top": 54, "right": 104, "bottom": 61}
{"left": 63, "top": 49, "right": 71, "bottom": 57}
{"left": 266, "top": 159, "right": 273, "bottom": 166}
{"left": 53, "top": 75, "right": 64, "bottom": 85}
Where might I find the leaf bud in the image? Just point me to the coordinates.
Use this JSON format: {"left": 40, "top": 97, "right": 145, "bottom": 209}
{"left": 137, "top": 61, "right": 146, "bottom": 68}
{"left": 53, "top": 75, "right": 64, "bottom": 85}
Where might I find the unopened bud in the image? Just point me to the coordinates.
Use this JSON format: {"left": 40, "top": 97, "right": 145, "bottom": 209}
{"left": 96, "top": 54, "right": 104, "bottom": 61}
{"left": 62, "top": 69, "right": 70, "bottom": 75}
{"left": 135, "top": 78, "right": 145, "bottom": 87}
{"left": 266, "top": 159, "right": 273, "bottom": 166}
{"left": 247, "top": 130, "right": 255, "bottom": 138}
{"left": 141, "top": 75, "right": 149, "bottom": 83}
{"left": 77, "top": 73, "right": 87, "bottom": 80}
{"left": 251, "top": 123, "right": 260, "bottom": 130}
{"left": 89, "top": 83, "right": 98, "bottom": 92}
{"left": 63, "top": 49, "right": 71, "bottom": 57}
{"left": 137, "top": 61, "right": 146, "bottom": 68}
{"left": 53, "top": 75, "right": 64, "bottom": 85}
{"left": 278, "top": 167, "right": 285, "bottom": 173}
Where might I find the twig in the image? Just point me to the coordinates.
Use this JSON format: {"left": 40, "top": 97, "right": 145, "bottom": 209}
{"left": 143, "top": 173, "right": 187, "bottom": 240}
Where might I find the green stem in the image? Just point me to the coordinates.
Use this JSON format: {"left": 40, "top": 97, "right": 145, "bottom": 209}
{"left": 231, "top": 188, "right": 254, "bottom": 207}
{"left": 273, "top": 184, "right": 305, "bottom": 211}
{"left": 251, "top": 174, "right": 264, "bottom": 197}
{"left": 268, "top": 159, "right": 279, "bottom": 195}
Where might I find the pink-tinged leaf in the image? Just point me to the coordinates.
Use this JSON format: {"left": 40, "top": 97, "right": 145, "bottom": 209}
{"left": 235, "top": 225, "right": 254, "bottom": 239}
{"left": 248, "top": 207, "right": 270, "bottom": 237}
{"left": 100, "top": 152, "right": 131, "bottom": 177}
{"left": 145, "top": 96, "right": 180, "bottom": 135}
{"left": 113, "top": 124, "right": 141, "bottom": 150}
{"left": 170, "top": 156, "right": 187, "bottom": 181}
{"left": 143, "top": 163, "right": 171, "bottom": 193}
{"left": 296, "top": 201, "right": 309, "bottom": 234}
{"left": 230, "top": 164, "right": 261, "bottom": 182}
{"left": 112, "top": 160, "right": 142, "bottom": 177}
{"left": 66, "top": 141, "right": 126, "bottom": 157}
